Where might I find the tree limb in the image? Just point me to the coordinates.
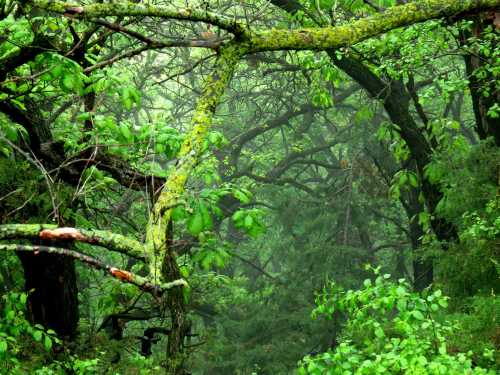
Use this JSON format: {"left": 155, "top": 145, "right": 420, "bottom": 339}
{"left": 32, "top": 0, "right": 248, "bottom": 37}
{"left": 0, "top": 244, "right": 185, "bottom": 294}
{"left": 0, "top": 224, "right": 147, "bottom": 261}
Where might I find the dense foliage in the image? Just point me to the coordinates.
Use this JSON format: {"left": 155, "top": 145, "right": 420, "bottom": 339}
{"left": 0, "top": 0, "right": 498, "bottom": 374}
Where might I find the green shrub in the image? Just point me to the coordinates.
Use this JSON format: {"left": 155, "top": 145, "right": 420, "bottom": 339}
{"left": 298, "top": 269, "right": 497, "bottom": 374}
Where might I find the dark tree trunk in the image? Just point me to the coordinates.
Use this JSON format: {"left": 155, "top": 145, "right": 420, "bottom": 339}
{"left": 324, "top": 54, "right": 460, "bottom": 290}
{"left": 406, "top": 187, "right": 433, "bottom": 291}
{"left": 459, "top": 15, "right": 500, "bottom": 146}
{"left": 163, "top": 220, "right": 189, "bottom": 375}
{"left": 329, "top": 53, "right": 458, "bottom": 240}
{"left": 18, "top": 250, "right": 79, "bottom": 338}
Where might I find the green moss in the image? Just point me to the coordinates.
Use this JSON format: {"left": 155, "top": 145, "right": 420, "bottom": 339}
{"left": 0, "top": 224, "right": 146, "bottom": 261}
{"left": 145, "top": 44, "right": 246, "bottom": 282}
{"left": 247, "top": 0, "right": 500, "bottom": 52}
{"left": 32, "top": 0, "right": 247, "bottom": 35}
{"left": 0, "top": 224, "right": 57, "bottom": 239}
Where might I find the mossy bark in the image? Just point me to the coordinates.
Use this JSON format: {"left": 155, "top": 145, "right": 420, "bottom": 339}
{"left": 0, "top": 244, "right": 183, "bottom": 293}
{"left": 31, "top": 0, "right": 246, "bottom": 35}
{"left": 248, "top": 0, "right": 500, "bottom": 51}
{"left": 145, "top": 44, "right": 245, "bottom": 281}
{"left": 32, "top": 0, "right": 500, "bottom": 53}
{"left": 0, "top": 224, "right": 147, "bottom": 260}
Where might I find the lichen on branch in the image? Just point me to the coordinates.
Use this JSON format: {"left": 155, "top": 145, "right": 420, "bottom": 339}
{"left": 31, "top": 0, "right": 248, "bottom": 36}
{"left": 0, "top": 224, "right": 147, "bottom": 261}
{"left": 246, "top": 0, "right": 500, "bottom": 52}
{"left": 145, "top": 43, "right": 246, "bottom": 282}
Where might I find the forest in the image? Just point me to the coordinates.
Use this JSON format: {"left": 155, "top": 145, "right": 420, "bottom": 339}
{"left": 0, "top": 0, "right": 499, "bottom": 374}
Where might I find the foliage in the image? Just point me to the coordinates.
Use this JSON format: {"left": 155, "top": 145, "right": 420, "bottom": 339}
{"left": 298, "top": 270, "right": 497, "bottom": 374}
{"left": 0, "top": 291, "right": 102, "bottom": 374}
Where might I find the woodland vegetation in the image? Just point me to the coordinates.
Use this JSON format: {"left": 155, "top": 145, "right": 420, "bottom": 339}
{"left": 0, "top": 0, "right": 499, "bottom": 374}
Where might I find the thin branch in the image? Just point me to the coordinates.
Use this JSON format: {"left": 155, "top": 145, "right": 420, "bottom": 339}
{"left": 0, "top": 244, "right": 185, "bottom": 294}
{"left": 91, "top": 19, "right": 225, "bottom": 49}
{"left": 154, "top": 54, "right": 217, "bottom": 85}
{"left": 226, "top": 249, "right": 282, "bottom": 283}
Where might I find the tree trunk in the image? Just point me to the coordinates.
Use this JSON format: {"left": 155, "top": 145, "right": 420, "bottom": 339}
{"left": 406, "top": 187, "right": 433, "bottom": 291}
{"left": 459, "top": 15, "right": 500, "bottom": 146}
{"left": 17, "top": 249, "right": 79, "bottom": 339}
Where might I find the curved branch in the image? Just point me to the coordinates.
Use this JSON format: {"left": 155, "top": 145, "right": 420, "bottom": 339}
{"left": 0, "top": 244, "right": 185, "bottom": 294}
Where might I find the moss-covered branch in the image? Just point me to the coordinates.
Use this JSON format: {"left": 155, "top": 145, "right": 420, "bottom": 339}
{"left": 145, "top": 43, "right": 246, "bottom": 281}
{"left": 31, "top": 0, "right": 500, "bottom": 53}
{"left": 0, "top": 244, "right": 186, "bottom": 294}
{"left": 247, "top": 0, "right": 500, "bottom": 52}
{"left": 0, "top": 224, "right": 147, "bottom": 261}
{"left": 31, "top": 0, "right": 247, "bottom": 36}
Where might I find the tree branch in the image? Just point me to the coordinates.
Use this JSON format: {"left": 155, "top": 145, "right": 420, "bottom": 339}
{"left": 248, "top": 0, "right": 500, "bottom": 52}
{"left": 0, "top": 244, "right": 185, "bottom": 294}
{"left": 0, "top": 224, "right": 147, "bottom": 261}
{"left": 32, "top": 0, "right": 248, "bottom": 37}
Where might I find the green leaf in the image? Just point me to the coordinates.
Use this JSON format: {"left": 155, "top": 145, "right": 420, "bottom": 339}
{"left": 244, "top": 214, "right": 254, "bottom": 229}
{"left": 232, "top": 210, "right": 244, "bottom": 223}
{"left": 397, "top": 299, "right": 407, "bottom": 311}
{"left": 33, "top": 330, "right": 43, "bottom": 342}
{"left": 408, "top": 173, "right": 418, "bottom": 187}
{"left": 412, "top": 310, "right": 424, "bottom": 320}
{"left": 6, "top": 310, "right": 15, "bottom": 321}
{"left": 396, "top": 286, "right": 406, "bottom": 297}
{"left": 172, "top": 206, "right": 187, "bottom": 220}
{"left": 374, "top": 327, "right": 385, "bottom": 338}
{"left": 199, "top": 202, "right": 213, "bottom": 231}
{"left": 44, "top": 336, "right": 52, "bottom": 351}
{"left": 119, "top": 125, "right": 132, "bottom": 142}
{"left": 438, "top": 299, "right": 448, "bottom": 308}
{"left": 60, "top": 74, "right": 75, "bottom": 92}
{"left": 0, "top": 341, "right": 7, "bottom": 353}
{"left": 234, "top": 189, "right": 251, "bottom": 204}
{"left": 187, "top": 210, "right": 204, "bottom": 235}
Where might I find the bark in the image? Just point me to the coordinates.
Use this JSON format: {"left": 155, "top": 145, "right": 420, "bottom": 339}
{"left": 247, "top": 0, "right": 500, "bottom": 52}
{"left": 405, "top": 186, "right": 432, "bottom": 291}
{"left": 0, "top": 224, "right": 147, "bottom": 261}
{"left": 32, "top": 0, "right": 500, "bottom": 53}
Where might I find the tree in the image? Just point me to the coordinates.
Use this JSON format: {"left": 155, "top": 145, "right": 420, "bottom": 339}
{"left": 1, "top": 0, "right": 498, "bottom": 373}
